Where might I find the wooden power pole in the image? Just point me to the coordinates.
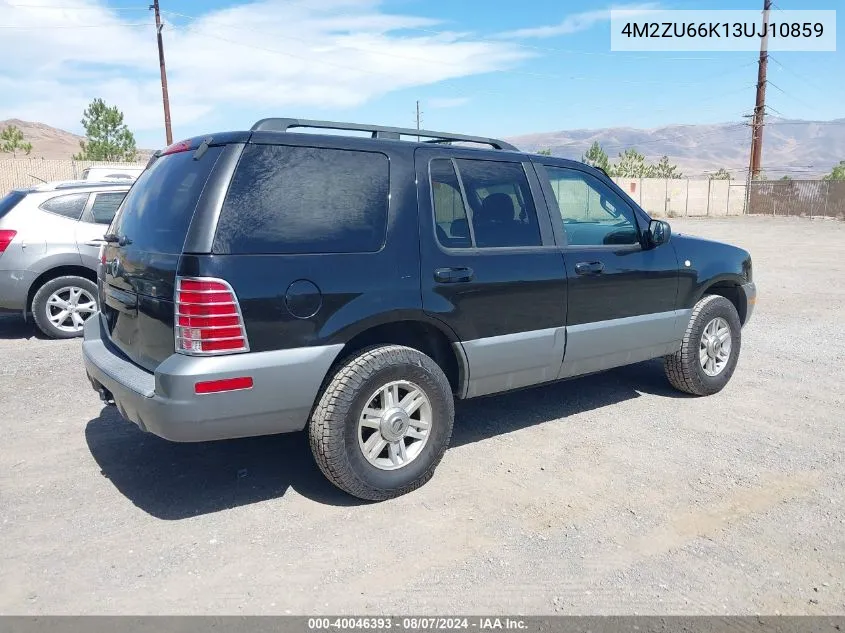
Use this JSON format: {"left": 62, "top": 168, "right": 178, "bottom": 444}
{"left": 749, "top": 0, "right": 772, "bottom": 179}
{"left": 151, "top": 0, "right": 173, "bottom": 146}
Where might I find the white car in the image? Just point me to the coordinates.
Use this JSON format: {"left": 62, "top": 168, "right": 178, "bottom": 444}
{"left": 80, "top": 166, "right": 144, "bottom": 182}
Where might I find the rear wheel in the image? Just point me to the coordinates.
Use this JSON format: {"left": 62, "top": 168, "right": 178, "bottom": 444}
{"left": 664, "top": 294, "right": 742, "bottom": 396}
{"left": 31, "top": 276, "right": 98, "bottom": 339}
{"left": 309, "top": 345, "right": 454, "bottom": 501}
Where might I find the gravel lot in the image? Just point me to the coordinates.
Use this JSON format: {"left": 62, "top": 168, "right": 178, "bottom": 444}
{"left": 1, "top": 216, "right": 843, "bottom": 616}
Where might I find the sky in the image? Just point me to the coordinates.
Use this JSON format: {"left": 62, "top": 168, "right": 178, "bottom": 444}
{"left": 0, "top": 0, "right": 842, "bottom": 149}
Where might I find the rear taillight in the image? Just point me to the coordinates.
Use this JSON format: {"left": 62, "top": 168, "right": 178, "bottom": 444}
{"left": 0, "top": 230, "right": 17, "bottom": 254}
{"left": 160, "top": 140, "right": 192, "bottom": 156}
{"left": 175, "top": 277, "right": 249, "bottom": 355}
{"left": 99, "top": 244, "right": 107, "bottom": 266}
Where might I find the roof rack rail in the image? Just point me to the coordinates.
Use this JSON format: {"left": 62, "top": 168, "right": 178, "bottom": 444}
{"left": 250, "top": 118, "right": 518, "bottom": 151}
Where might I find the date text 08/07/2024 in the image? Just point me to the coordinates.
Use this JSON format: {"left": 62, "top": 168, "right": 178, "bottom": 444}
{"left": 307, "top": 617, "right": 527, "bottom": 630}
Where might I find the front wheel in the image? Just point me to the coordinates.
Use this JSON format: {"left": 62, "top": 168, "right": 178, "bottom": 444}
{"left": 31, "top": 275, "right": 99, "bottom": 339}
{"left": 664, "top": 294, "right": 742, "bottom": 396}
{"left": 309, "top": 345, "right": 455, "bottom": 501}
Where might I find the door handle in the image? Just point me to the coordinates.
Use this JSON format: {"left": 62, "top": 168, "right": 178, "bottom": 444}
{"left": 85, "top": 239, "right": 106, "bottom": 247}
{"left": 574, "top": 261, "right": 604, "bottom": 276}
{"left": 434, "top": 267, "right": 474, "bottom": 283}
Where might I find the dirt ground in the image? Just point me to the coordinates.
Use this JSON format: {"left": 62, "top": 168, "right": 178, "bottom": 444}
{"left": 1, "top": 216, "right": 843, "bottom": 615}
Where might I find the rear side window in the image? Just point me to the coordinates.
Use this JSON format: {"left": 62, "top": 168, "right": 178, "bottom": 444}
{"left": 111, "top": 147, "right": 223, "bottom": 253}
{"left": 39, "top": 193, "right": 89, "bottom": 220}
{"left": 214, "top": 144, "right": 389, "bottom": 255}
{"left": 0, "top": 191, "right": 26, "bottom": 221}
{"left": 87, "top": 192, "right": 127, "bottom": 225}
{"left": 429, "top": 158, "right": 542, "bottom": 249}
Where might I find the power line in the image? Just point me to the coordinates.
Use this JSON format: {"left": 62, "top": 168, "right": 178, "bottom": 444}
{"left": 0, "top": 22, "right": 150, "bottom": 28}
{"left": 160, "top": 9, "right": 754, "bottom": 88}
{"left": 5, "top": 3, "right": 150, "bottom": 10}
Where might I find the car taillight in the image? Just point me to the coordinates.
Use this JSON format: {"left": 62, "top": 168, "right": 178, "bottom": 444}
{"left": 175, "top": 277, "right": 249, "bottom": 355}
{"left": 99, "top": 244, "right": 107, "bottom": 266}
{"left": 0, "top": 230, "right": 17, "bottom": 254}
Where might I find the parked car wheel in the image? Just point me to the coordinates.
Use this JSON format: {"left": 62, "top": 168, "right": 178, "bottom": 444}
{"left": 664, "top": 294, "right": 742, "bottom": 396}
{"left": 309, "top": 345, "right": 455, "bottom": 501}
{"left": 31, "top": 276, "right": 99, "bottom": 339}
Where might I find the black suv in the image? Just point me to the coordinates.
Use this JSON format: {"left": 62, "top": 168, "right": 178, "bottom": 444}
{"left": 82, "top": 118, "right": 756, "bottom": 501}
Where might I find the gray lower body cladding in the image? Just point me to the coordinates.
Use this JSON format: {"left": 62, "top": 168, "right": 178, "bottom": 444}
{"left": 82, "top": 314, "right": 343, "bottom": 442}
{"left": 457, "top": 309, "right": 693, "bottom": 398}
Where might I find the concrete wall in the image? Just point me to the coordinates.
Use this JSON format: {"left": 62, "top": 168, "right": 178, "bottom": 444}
{"left": 612, "top": 177, "right": 747, "bottom": 217}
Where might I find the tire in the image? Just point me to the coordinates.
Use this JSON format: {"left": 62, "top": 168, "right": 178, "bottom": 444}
{"left": 664, "top": 294, "right": 742, "bottom": 396}
{"left": 309, "top": 345, "right": 455, "bottom": 501}
{"left": 31, "top": 275, "right": 99, "bottom": 339}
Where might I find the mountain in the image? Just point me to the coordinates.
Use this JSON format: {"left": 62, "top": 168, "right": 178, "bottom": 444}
{"left": 0, "top": 118, "right": 87, "bottom": 160}
{"left": 0, "top": 119, "right": 152, "bottom": 161}
{"left": 506, "top": 118, "right": 845, "bottom": 179}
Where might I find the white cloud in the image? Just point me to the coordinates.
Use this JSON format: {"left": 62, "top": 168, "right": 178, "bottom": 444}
{"left": 499, "top": 3, "right": 659, "bottom": 39}
{"left": 0, "top": 0, "right": 530, "bottom": 142}
{"left": 428, "top": 97, "right": 470, "bottom": 109}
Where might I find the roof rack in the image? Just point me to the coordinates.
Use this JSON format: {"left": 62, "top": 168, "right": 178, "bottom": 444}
{"left": 250, "top": 118, "right": 518, "bottom": 151}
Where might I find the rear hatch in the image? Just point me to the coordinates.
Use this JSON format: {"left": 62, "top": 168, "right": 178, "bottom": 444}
{"left": 100, "top": 144, "right": 225, "bottom": 371}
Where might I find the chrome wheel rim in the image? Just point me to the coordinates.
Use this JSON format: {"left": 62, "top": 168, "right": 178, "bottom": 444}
{"left": 700, "top": 316, "right": 732, "bottom": 377}
{"left": 46, "top": 286, "right": 97, "bottom": 333}
{"left": 357, "top": 380, "right": 433, "bottom": 471}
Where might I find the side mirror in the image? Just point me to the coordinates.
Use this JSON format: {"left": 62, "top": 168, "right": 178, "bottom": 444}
{"left": 647, "top": 219, "right": 671, "bottom": 248}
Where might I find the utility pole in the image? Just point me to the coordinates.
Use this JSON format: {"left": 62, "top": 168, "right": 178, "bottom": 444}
{"left": 150, "top": 0, "right": 173, "bottom": 146}
{"left": 748, "top": 0, "right": 771, "bottom": 180}
{"left": 415, "top": 100, "right": 422, "bottom": 141}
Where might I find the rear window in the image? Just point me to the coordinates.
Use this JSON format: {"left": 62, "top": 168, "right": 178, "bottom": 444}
{"left": 0, "top": 191, "right": 26, "bottom": 221}
{"left": 39, "top": 192, "right": 89, "bottom": 220}
{"left": 111, "top": 147, "right": 223, "bottom": 254}
{"left": 213, "top": 144, "right": 389, "bottom": 255}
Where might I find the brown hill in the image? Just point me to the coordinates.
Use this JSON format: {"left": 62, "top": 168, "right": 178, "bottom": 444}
{"left": 0, "top": 118, "right": 152, "bottom": 161}
{"left": 0, "top": 118, "right": 86, "bottom": 159}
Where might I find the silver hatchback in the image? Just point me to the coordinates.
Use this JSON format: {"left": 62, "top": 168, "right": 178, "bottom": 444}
{"left": 0, "top": 181, "right": 130, "bottom": 338}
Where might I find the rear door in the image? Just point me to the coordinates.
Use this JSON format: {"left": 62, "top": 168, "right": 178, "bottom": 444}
{"left": 75, "top": 190, "right": 127, "bottom": 269}
{"left": 535, "top": 162, "right": 681, "bottom": 378}
{"left": 415, "top": 148, "right": 568, "bottom": 398}
{"left": 101, "top": 146, "right": 225, "bottom": 371}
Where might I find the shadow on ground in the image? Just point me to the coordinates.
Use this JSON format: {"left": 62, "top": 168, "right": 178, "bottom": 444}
{"left": 86, "top": 358, "right": 689, "bottom": 519}
{"left": 0, "top": 314, "right": 40, "bottom": 340}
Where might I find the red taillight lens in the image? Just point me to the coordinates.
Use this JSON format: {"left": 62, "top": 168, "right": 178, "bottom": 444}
{"left": 195, "top": 376, "right": 253, "bottom": 394}
{"left": 99, "top": 244, "right": 107, "bottom": 265}
{"left": 160, "top": 140, "right": 192, "bottom": 156}
{"left": 0, "top": 230, "right": 17, "bottom": 254}
{"left": 174, "top": 277, "right": 249, "bottom": 355}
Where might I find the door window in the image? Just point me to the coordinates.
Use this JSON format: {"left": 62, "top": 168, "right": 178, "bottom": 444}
{"left": 543, "top": 166, "right": 640, "bottom": 246}
{"left": 430, "top": 159, "right": 471, "bottom": 248}
{"left": 429, "top": 158, "right": 542, "bottom": 249}
{"left": 86, "top": 192, "right": 127, "bottom": 225}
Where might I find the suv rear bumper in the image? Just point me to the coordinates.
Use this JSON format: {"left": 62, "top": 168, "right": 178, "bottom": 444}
{"left": 82, "top": 315, "right": 342, "bottom": 442}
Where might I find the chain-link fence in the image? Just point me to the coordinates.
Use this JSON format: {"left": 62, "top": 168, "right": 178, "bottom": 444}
{"left": 748, "top": 179, "right": 845, "bottom": 219}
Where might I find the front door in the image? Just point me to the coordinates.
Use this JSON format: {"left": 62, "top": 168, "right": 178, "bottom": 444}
{"left": 75, "top": 190, "right": 127, "bottom": 269}
{"left": 535, "top": 162, "right": 683, "bottom": 378}
{"left": 415, "top": 148, "right": 568, "bottom": 398}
